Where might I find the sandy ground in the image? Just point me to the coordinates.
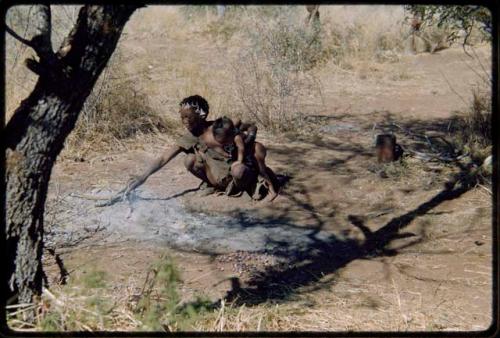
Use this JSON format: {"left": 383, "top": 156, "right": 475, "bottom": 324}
{"left": 39, "top": 8, "right": 492, "bottom": 332}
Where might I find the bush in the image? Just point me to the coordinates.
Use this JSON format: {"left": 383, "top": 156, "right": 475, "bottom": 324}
{"left": 451, "top": 84, "right": 491, "bottom": 165}
{"left": 64, "top": 48, "right": 178, "bottom": 154}
{"left": 231, "top": 11, "right": 323, "bottom": 132}
{"left": 134, "top": 255, "right": 211, "bottom": 331}
{"left": 405, "top": 5, "right": 492, "bottom": 44}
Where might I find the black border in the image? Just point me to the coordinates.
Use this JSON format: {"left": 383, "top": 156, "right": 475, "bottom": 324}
{"left": 0, "top": 1, "right": 498, "bottom": 337}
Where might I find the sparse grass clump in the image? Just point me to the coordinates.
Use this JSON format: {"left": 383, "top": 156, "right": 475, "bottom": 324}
{"left": 231, "top": 10, "right": 323, "bottom": 132}
{"left": 451, "top": 85, "right": 491, "bottom": 165}
{"left": 132, "top": 255, "right": 212, "bottom": 331}
{"left": 81, "top": 270, "right": 107, "bottom": 289}
{"left": 8, "top": 255, "right": 212, "bottom": 332}
{"left": 63, "top": 49, "right": 178, "bottom": 156}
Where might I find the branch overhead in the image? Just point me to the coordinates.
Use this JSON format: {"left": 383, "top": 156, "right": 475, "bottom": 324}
{"left": 5, "top": 5, "right": 56, "bottom": 71}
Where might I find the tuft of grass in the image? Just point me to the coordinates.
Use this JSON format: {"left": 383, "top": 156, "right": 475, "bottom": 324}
{"left": 390, "top": 69, "right": 412, "bottom": 81}
{"left": 81, "top": 270, "right": 107, "bottom": 289}
{"left": 450, "top": 84, "right": 491, "bottom": 165}
{"left": 63, "top": 47, "right": 179, "bottom": 157}
{"left": 40, "top": 312, "right": 62, "bottom": 331}
{"left": 204, "top": 20, "right": 239, "bottom": 42}
{"left": 133, "top": 254, "right": 212, "bottom": 331}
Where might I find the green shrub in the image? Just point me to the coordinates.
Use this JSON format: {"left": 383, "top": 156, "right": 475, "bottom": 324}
{"left": 134, "top": 255, "right": 211, "bottom": 331}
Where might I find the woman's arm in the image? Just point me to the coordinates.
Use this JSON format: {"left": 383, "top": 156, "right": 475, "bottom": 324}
{"left": 233, "top": 118, "right": 258, "bottom": 145}
{"left": 126, "top": 146, "right": 183, "bottom": 192}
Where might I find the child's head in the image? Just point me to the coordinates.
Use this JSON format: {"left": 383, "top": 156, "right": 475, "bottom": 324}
{"left": 179, "top": 95, "right": 209, "bottom": 132}
{"left": 212, "top": 116, "right": 236, "bottom": 144}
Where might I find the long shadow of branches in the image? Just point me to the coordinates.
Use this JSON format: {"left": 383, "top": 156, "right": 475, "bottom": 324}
{"left": 181, "top": 112, "right": 487, "bottom": 307}
{"left": 213, "top": 109, "right": 485, "bottom": 305}
{"left": 220, "top": 178, "right": 474, "bottom": 306}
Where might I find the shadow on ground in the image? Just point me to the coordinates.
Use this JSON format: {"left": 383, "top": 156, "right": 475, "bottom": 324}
{"left": 202, "top": 112, "right": 485, "bottom": 306}
{"left": 217, "top": 180, "right": 473, "bottom": 306}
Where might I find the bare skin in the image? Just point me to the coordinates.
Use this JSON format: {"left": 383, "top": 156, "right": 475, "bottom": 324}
{"left": 252, "top": 142, "right": 280, "bottom": 202}
{"left": 181, "top": 110, "right": 258, "bottom": 190}
{"left": 125, "top": 106, "right": 259, "bottom": 196}
{"left": 209, "top": 119, "right": 280, "bottom": 201}
{"left": 124, "top": 108, "right": 209, "bottom": 194}
{"left": 197, "top": 123, "right": 248, "bottom": 189}
{"left": 232, "top": 118, "right": 258, "bottom": 145}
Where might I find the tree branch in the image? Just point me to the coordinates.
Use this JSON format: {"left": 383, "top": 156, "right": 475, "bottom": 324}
{"left": 29, "top": 5, "right": 54, "bottom": 60}
{"left": 5, "top": 24, "right": 36, "bottom": 49}
{"left": 5, "top": 5, "right": 57, "bottom": 75}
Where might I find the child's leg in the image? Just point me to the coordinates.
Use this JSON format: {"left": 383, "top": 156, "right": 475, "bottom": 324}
{"left": 264, "top": 165, "right": 280, "bottom": 192}
{"left": 254, "top": 142, "right": 279, "bottom": 201}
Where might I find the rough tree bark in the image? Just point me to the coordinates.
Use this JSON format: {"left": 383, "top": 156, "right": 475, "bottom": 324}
{"left": 3, "top": 4, "right": 139, "bottom": 307}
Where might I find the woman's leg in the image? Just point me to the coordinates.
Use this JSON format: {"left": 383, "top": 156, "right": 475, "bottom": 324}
{"left": 184, "top": 153, "right": 215, "bottom": 189}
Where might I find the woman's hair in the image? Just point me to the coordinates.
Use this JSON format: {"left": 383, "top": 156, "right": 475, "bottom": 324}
{"left": 179, "top": 95, "right": 209, "bottom": 119}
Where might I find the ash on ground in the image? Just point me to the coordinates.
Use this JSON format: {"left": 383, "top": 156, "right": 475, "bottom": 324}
{"left": 46, "top": 187, "right": 334, "bottom": 258}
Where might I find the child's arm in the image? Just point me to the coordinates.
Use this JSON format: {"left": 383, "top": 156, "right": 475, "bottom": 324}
{"left": 254, "top": 143, "right": 279, "bottom": 201}
{"left": 233, "top": 118, "right": 258, "bottom": 145}
{"left": 234, "top": 134, "right": 245, "bottom": 164}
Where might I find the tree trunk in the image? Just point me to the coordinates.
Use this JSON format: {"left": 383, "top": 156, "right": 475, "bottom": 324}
{"left": 3, "top": 5, "right": 138, "bottom": 307}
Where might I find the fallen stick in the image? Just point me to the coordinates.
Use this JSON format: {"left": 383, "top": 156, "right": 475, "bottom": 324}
{"left": 70, "top": 185, "right": 130, "bottom": 207}
{"left": 69, "top": 193, "right": 114, "bottom": 201}
{"left": 403, "top": 147, "right": 465, "bottom": 163}
{"left": 391, "top": 123, "right": 464, "bottom": 162}
{"left": 95, "top": 191, "right": 127, "bottom": 207}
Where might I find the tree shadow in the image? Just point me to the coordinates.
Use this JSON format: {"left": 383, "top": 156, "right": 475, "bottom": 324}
{"left": 179, "top": 111, "right": 489, "bottom": 307}
{"left": 215, "top": 172, "right": 475, "bottom": 306}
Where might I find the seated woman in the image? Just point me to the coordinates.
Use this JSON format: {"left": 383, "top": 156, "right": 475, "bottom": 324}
{"left": 124, "top": 95, "right": 258, "bottom": 197}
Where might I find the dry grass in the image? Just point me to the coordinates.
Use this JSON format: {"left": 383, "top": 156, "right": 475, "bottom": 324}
{"left": 229, "top": 11, "right": 324, "bottom": 132}
{"left": 62, "top": 47, "right": 180, "bottom": 159}
{"left": 8, "top": 256, "right": 210, "bottom": 332}
{"left": 319, "top": 6, "right": 407, "bottom": 67}
{"left": 448, "top": 82, "right": 491, "bottom": 171}
{"left": 9, "top": 280, "right": 488, "bottom": 332}
{"left": 6, "top": 5, "right": 465, "bottom": 146}
{"left": 8, "top": 235, "right": 492, "bottom": 333}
